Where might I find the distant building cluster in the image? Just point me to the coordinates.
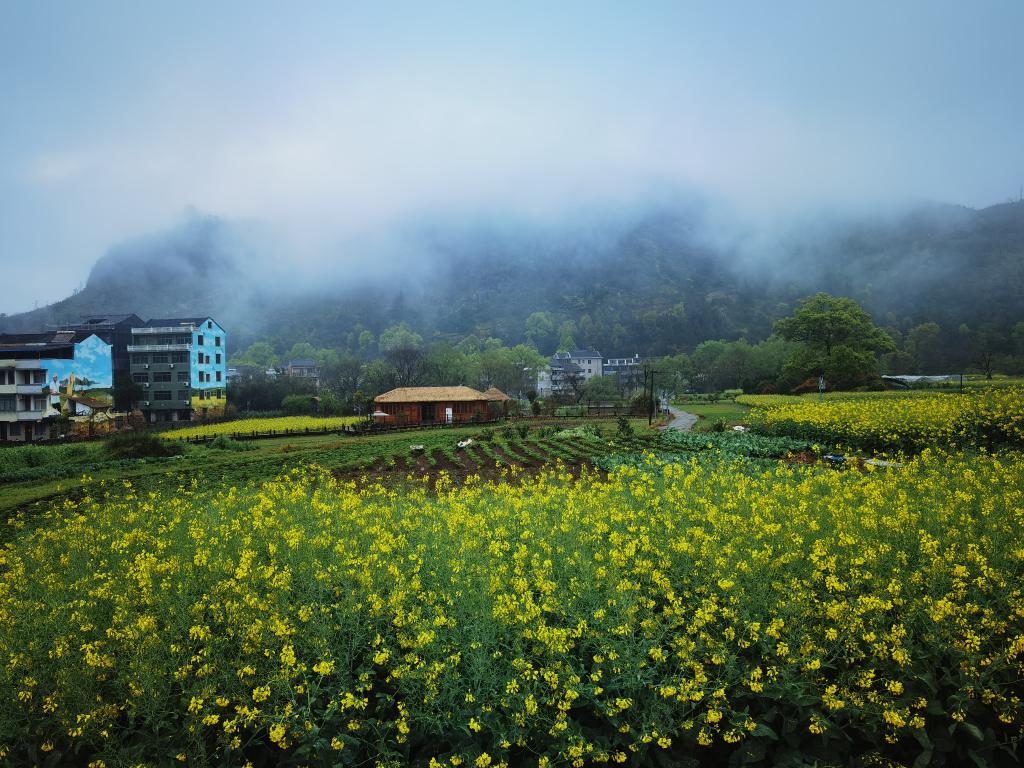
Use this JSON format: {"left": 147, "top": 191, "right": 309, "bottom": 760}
{"left": 0, "top": 313, "right": 226, "bottom": 442}
{"left": 535, "top": 350, "right": 644, "bottom": 397}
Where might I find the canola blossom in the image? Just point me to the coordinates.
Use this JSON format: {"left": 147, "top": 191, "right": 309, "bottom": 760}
{"left": 748, "top": 387, "right": 1024, "bottom": 450}
{"left": 162, "top": 415, "right": 363, "bottom": 441}
{"left": 1, "top": 452, "right": 1023, "bottom": 765}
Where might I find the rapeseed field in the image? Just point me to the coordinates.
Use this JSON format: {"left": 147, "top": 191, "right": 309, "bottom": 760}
{"left": 747, "top": 387, "right": 1024, "bottom": 450}
{"left": 2, "top": 450, "right": 1022, "bottom": 766}
{"left": 163, "top": 415, "right": 363, "bottom": 441}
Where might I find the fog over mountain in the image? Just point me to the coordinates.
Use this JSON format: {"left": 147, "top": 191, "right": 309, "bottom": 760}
{"left": 2, "top": 198, "right": 1021, "bottom": 367}
{"left": 1, "top": 3, "right": 1022, "bottom": 346}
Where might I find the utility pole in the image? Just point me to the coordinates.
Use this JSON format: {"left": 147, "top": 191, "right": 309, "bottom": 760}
{"left": 648, "top": 368, "right": 656, "bottom": 426}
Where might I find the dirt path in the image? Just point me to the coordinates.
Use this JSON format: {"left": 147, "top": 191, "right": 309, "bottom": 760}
{"left": 660, "top": 406, "right": 698, "bottom": 432}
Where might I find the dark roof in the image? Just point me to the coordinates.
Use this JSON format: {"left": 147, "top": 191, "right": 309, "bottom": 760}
{"left": 569, "top": 349, "right": 602, "bottom": 359}
{"left": 288, "top": 359, "right": 319, "bottom": 367}
{"left": 75, "top": 314, "right": 142, "bottom": 326}
{"left": 0, "top": 332, "right": 76, "bottom": 353}
{"left": 143, "top": 317, "right": 213, "bottom": 327}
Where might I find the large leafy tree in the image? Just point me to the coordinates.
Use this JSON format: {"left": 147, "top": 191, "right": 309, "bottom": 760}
{"left": 775, "top": 293, "right": 895, "bottom": 389}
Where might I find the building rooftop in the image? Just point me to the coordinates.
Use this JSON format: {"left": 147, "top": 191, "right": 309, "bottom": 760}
{"left": 142, "top": 317, "right": 214, "bottom": 327}
{"left": 288, "top": 359, "right": 319, "bottom": 368}
{"left": 75, "top": 314, "right": 142, "bottom": 326}
{"left": 375, "top": 385, "right": 488, "bottom": 403}
{"left": 0, "top": 332, "right": 77, "bottom": 353}
{"left": 569, "top": 349, "right": 602, "bottom": 359}
{"left": 483, "top": 386, "right": 513, "bottom": 401}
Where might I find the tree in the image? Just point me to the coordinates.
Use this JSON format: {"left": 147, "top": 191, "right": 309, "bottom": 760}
{"left": 583, "top": 373, "right": 622, "bottom": 401}
{"left": 653, "top": 353, "right": 693, "bottom": 396}
{"left": 379, "top": 324, "right": 424, "bottom": 386}
{"left": 906, "top": 322, "right": 943, "bottom": 374}
{"left": 557, "top": 320, "right": 577, "bottom": 352}
{"left": 232, "top": 341, "right": 278, "bottom": 369}
{"left": 969, "top": 323, "right": 1008, "bottom": 380}
{"left": 524, "top": 312, "right": 556, "bottom": 351}
{"left": 775, "top": 293, "right": 895, "bottom": 389}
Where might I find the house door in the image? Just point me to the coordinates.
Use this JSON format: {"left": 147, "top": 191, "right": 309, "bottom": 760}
{"left": 421, "top": 403, "right": 436, "bottom": 423}
{"left": 24, "top": 423, "right": 33, "bottom": 442}
{"left": 445, "top": 407, "right": 453, "bottom": 424}
{"left": 0, "top": 423, "right": 7, "bottom": 441}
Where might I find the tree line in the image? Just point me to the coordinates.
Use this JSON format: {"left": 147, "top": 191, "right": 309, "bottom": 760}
{"left": 227, "top": 293, "right": 1024, "bottom": 414}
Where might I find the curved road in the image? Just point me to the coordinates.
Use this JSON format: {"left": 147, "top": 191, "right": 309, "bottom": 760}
{"left": 660, "top": 406, "right": 698, "bottom": 432}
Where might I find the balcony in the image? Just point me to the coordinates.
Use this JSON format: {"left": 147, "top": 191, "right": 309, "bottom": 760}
{"left": 127, "top": 343, "right": 192, "bottom": 352}
{"left": 16, "top": 411, "right": 45, "bottom": 421}
{"left": 15, "top": 384, "right": 43, "bottom": 395}
{"left": 132, "top": 326, "right": 195, "bottom": 334}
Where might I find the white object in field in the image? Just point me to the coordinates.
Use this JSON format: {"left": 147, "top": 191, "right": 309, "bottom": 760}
{"left": 863, "top": 458, "right": 905, "bottom": 468}
{"left": 732, "top": 425, "right": 748, "bottom": 432}
{"left": 457, "top": 439, "right": 473, "bottom": 449}
{"left": 410, "top": 444, "right": 425, "bottom": 453}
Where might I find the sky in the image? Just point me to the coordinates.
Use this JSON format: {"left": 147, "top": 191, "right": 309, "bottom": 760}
{"left": 1, "top": 1, "right": 1023, "bottom": 312}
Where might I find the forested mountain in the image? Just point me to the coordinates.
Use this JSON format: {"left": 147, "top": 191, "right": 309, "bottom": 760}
{"left": 2, "top": 201, "right": 1022, "bottom": 367}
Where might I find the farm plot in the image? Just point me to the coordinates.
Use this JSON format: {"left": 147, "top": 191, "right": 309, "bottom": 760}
{"left": 2, "top": 450, "right": 1022, "bottom": 766}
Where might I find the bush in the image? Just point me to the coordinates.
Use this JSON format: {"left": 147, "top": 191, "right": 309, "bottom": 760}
{"left": 531, "top": 399, "right": 542, "bottom": 416}
{"left": 516, "top": 424, "right": 530, "bottom": 439}
{"left": 281, "top": 394, "right": 318, "bottom": 415}
{"left": 616, "top": 416, "right": 633, "bottom": 437}
{"left": 206, "top": 435, "right": 257, "bottom": 451}
{"left": 104, "top": 431, "right": 184, "bottom": 459}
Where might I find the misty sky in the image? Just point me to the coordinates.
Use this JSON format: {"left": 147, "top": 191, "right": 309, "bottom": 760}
{"left": 2, "top": 1, "right": 1023, "bottom": 313}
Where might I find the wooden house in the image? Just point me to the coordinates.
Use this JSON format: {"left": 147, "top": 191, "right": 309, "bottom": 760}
{"left": 483, "top": 386, "right": 514, "bottom": 417}
{"left": 374, "top": 386, "right": 491, "bottom": 425}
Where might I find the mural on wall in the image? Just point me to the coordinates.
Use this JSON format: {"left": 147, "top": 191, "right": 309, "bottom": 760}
{"left": 40, "top": 335, "right": 113, "bottom": 412}
{"left": 190, "top": 392, "right": 227, "bottom": 418}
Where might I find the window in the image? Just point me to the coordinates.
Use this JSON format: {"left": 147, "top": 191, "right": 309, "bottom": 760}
{"left": 215, "top": 388, "right": 222, "bottom": 398}
{"left": 2, "top": 370, "right": 13, "bottom": 384}
{"left": 216, "top": 371, "right": 222, "bottom": 382}
{"left": 177, "top": 371, "right": 189, "bottom": 382}
{"left": 0, "top": 395, "right": 14, "bottom": 411}
{"left": 31, "top": 396, "right": 45, "bottom": 411}
{"left": 9, "top": 424, "right": 20, "bottom": 437}
{"left": 133, "top": 373, "right": 148, "bottom": 384}
{"left": 31, "top": 371, "right": 46, "bottom": 384}
{"left": 176, "top": 335, "right": 190, "bottom": 345}
{"left": 172, "top": 352, "right": 188, "bottom": 363}
{"left": 197, "top": 335, "right": 204, "bottom": 346}
{"left": 153, "top": 391, "right": 172, "bottom": 401}
{"left": 153, "top": 372, "right": 172, "bottom": 383}
{"left": 132, "top": 354, "right": 148, "bottom": 365}
{"left": 207, "top": 321, "right": 212, "bottom": 329}
{"left": 177, "top": 390, "right": 190, "bottom": 401}
{"left": 151, "top": 354, "right": 169, "bottom": 364}
{"left": 215, "top": 336, "right": 221, "bottom": 347}
{"left": 215, "top": 353, "right": 221, "bottom": 364}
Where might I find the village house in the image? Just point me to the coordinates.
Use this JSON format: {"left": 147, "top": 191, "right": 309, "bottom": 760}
{"left": 286, "top": 359, "right": 321, "bottom": 384}
{"left": 373, "top": 386, "right": 496, "bottom": 426}
{"left": 483, "top": 386, "right": 514, "bottom": 417}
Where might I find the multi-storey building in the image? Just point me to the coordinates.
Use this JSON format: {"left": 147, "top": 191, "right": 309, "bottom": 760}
{"left": 0, "top": 331, "right": 114, "bottom": 442}
{"left": 57, "top": 314, "right": 142, "bottom": 407}
{"left": 536, "top": 350, "right": 603, "bottom": 397}
{"left": 603, "top": 354, "right": 645, "bottom": 392}
{"left": 128, "top": 317, "right": 227, "bottom": 423}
